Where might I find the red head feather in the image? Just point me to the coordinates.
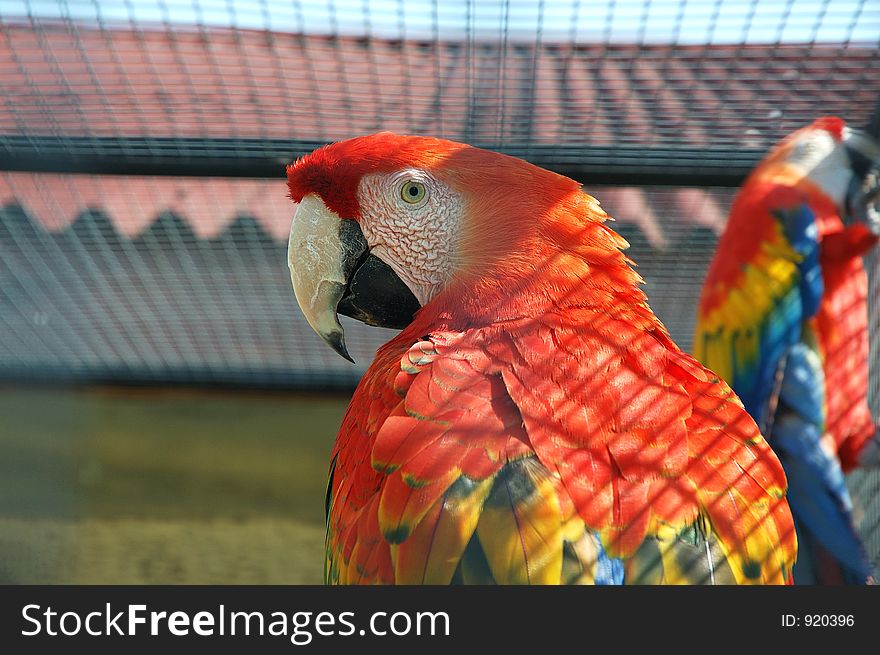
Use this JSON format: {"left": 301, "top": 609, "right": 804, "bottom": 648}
{"left": 812, "top": 116, "right": 846, "bottom": 142}
{"left": 287, "top": 133, "right": 467, "bottom": 219}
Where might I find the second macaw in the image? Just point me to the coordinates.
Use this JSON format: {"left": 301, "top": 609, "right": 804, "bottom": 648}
{"left": 694, "top": 116, "right": 880, "bottom": 584}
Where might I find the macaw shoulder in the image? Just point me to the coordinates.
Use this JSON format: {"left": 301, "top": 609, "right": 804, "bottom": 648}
{"left": 368, "top": 307, "right": 767, "bottom": 494}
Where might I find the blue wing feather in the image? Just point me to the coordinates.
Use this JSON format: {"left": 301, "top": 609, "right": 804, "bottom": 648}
{"left": 770, "top": 342, "right": 873, "bottom": 583}
{"left": 778, "top": 204, "right": 823, "bottom": 316}
{"left": 593, "top": 533, "right": 626, "bottom": 585}
{"left": 773, "top": 417, "right": 873, "bottom": 583}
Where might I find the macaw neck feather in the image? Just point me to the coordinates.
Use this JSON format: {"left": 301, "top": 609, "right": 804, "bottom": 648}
{"left": 408, "top": 191, "right": 660, "bottom": 335}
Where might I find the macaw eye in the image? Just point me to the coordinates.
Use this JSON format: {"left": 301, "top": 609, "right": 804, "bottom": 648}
{"left": 400, "top": 180, "right": 427, "bottom": 205}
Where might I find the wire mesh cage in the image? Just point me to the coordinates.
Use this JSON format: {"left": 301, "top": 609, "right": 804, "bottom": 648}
{"left": 1, "top": 0, "right": 879, "bottom": 581}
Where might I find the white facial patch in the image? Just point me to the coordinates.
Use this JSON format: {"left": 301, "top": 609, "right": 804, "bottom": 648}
{"left": 357, "top": 169, "right": 463, "bottom": 306}
{"left": 790, "top": 130, "right": 853, "bottom": 208}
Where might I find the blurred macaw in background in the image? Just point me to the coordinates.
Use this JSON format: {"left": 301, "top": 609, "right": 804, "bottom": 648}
{"left": 694, "top": 116, "right": 880, "bottom": 584}
{"left": 285, "top": 132, "right": 796, "bottom": 585}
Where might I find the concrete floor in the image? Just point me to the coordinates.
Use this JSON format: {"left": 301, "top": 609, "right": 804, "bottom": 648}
{"left": 0, "top": 386, "right": 347, "bottom": 584}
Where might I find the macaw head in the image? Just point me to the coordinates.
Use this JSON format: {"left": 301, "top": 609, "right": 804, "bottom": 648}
{"left": 756, "top": 116, "right": 880, "bottom": 242}
{"left": 285, "top": 133, "right": 629, "bottom": 360}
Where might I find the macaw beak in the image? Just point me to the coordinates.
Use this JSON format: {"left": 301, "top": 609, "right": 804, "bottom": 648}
{"left": 288, "top": 194, "right": 421, "bottom": 362}
{"left": 843, "top": 129, "right": 880, "bottom": 235}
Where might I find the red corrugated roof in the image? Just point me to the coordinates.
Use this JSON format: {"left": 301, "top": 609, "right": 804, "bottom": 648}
{"left": 3, "top": 23, "right": 878, "bottom": 144}
{"left": 0, "top": 23, "right": 874, "bottom": 241}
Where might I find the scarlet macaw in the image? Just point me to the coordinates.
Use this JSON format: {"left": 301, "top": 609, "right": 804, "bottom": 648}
{"left": 286, "top": 133, "right": 796, "bottom": 584}
{"left": 694, "top": 116, "right": 880, "bottom": 584}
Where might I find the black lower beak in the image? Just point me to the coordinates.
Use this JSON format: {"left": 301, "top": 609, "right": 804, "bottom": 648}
{"left": 844, "top": 164, "right": 880, "bottom": 235}
{"left": 338, "top": 253, "right": 421, "bottom": 329}
{"left": 844, "top": 134, "right": 880, "bottom": 235}
{"left": 337, "top": 219, "right": 421, "bottom": 331}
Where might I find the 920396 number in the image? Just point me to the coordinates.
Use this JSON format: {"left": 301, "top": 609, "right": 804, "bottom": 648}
{"left": 804, "top": 615, "right": 853, "bottom": 627}
{"left": 781, "top": 614, "right": 854, "bottom": 627}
